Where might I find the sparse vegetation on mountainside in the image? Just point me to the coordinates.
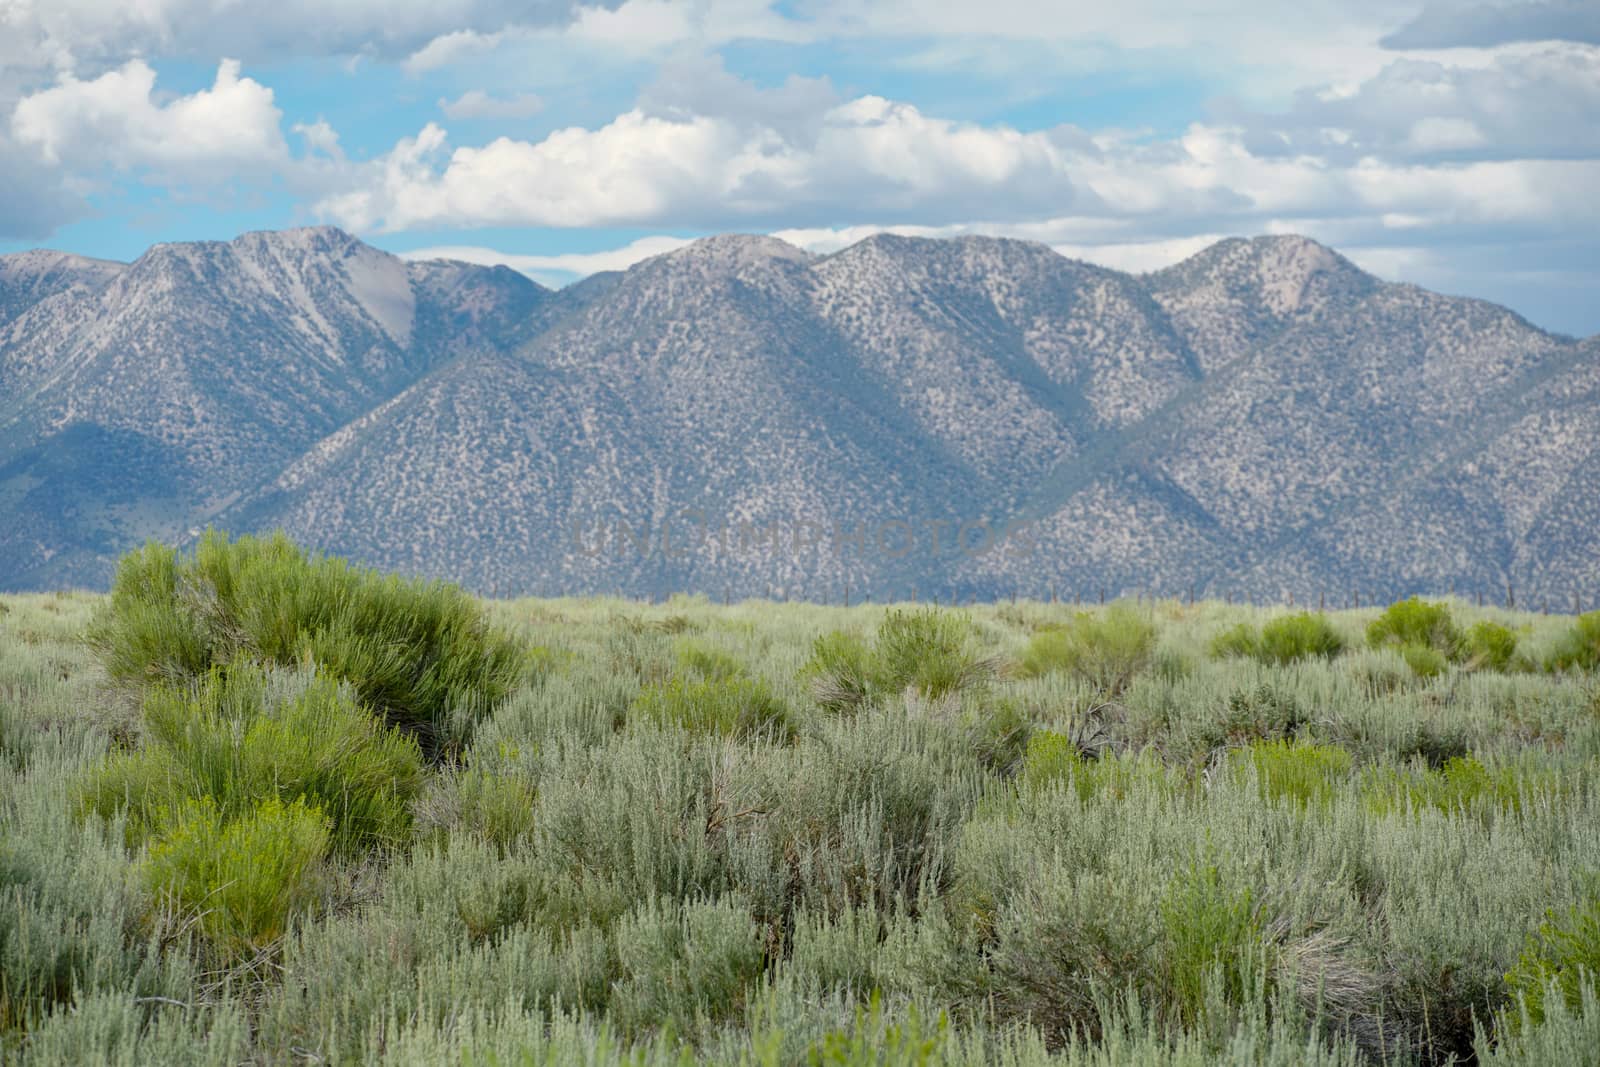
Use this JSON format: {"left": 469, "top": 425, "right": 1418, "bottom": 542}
{"left": 4, "top": 539, "right": 1600, "bottom": 1064}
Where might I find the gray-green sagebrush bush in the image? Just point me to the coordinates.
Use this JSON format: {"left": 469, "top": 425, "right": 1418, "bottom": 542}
{"left": 6, "top": 579, "right": 1600, "bottom": 1065}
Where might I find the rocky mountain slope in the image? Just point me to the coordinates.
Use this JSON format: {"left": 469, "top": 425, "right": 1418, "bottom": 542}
{"left": 1, "top": 227, "right": 1594, "bottom": 603}
{"left": 0, "top": 227, "right": 548, "bottom": 587}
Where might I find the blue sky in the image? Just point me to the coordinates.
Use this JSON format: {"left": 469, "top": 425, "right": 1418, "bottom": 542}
{"left": 1, "top": 0, "right": 1597, "bottom": 334}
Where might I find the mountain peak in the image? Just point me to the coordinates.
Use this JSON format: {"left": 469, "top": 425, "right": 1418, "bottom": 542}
{"left": 658, "top": 233, "right": 811, "bottom": 271}
{"left": 0, "top": 248, "right": 127, "bottom": 277}
{"left": 233, "top": 224, "right": 363, "bottom": 256}
{"left": 0, "top": 249, "right": 127, "bottom": 326}
{"left": 1150, "top": 232, "right": 1374, "bottom": 318}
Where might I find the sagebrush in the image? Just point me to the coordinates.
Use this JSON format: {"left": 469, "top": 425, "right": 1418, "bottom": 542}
{"left": 3, "top": 545, "right": 1600, "bottom": 1065}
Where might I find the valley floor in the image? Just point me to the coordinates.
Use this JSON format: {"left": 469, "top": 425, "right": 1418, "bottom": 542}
{"left": 3, "top": 586, "right": 1599, "bottom": 1065}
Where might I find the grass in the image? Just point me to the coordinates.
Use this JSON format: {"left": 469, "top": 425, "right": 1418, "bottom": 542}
{"left": 3, "top": 543, "right": 1600, "bottom": 1064}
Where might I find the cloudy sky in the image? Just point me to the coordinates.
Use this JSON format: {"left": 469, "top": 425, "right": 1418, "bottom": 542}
{"left": 1, "top": 0, "right": 1596, "bottom": 334}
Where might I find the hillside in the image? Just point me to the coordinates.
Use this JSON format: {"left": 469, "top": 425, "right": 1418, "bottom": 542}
{"left": 1, "top": 227, "right": 1595, "bottom": 603}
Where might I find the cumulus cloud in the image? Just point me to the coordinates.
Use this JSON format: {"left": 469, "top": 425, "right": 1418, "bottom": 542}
{"left": 312, "top": 78, "right": 1600, "bottom": 336}
{"left": 315, "top": 84, "right": 1088, "bottom": 233}
{"left": 0, "top": 0, "right": 608, "bottom": 75}
{"left": 315, "top": 68, "right": 1600, "bottom": 242}
{"left": 639, "top": 53, "right": 838, "bottom": 138}
{"left": 1234, "top": 45, "right": 1600, "bottom": 162}
{"left": 293, "top": 119, "right": 345, "bottom": 161}
{"left": 0, "top": 134, "right": 85, "bottom": 240}
{"left": 1382, "top": 1, "right": 1600, "bottom": 49}
{"left": 402, "top": 0, "right": 811, "bottom": 74}
{"left": 438, "top": 91, "right": 545, "bottom": 120}
{"left": 11, "top": 59, "right": 287, "bottom": 174}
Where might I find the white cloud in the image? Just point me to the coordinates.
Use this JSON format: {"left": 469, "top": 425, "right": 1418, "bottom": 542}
{"left": 1407, "top": 115, "right": 1488, "bottom": 151}
{"left": 0, "top": 133, "right": 84, "bottom": 238}
{"left": 312, "top": 77, "right": 1600, "bottom": 325}
{"left": 439, "top": 90, "right": 545, "bottom": 120}
{"left": 1236, "top": 45, "right": 1600, "bottom": 161}
{"left": 1382, "top": 1, "right": 1600, "bottom": 49}
{"left": 11, "top": 59, "right": 286, "bottom": 173}
{"left": 293, "top": 119, "right": 345, "bottom": 161}
{"left": 400, "top": 234, "right": 696, "bottom": 282}
{"left": 315, "top": 93, "right": 1087, "bottom": 233}
{"left": 404, "top": 30, "right": 508, "bottom": 74}
{"left": 402, "top": 0, "right": 812, "bottom": 75}
{"left": 0, "top": 0, "right": 600, "bottom": 76}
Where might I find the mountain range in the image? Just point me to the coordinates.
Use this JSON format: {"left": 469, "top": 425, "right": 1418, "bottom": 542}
{"left": 2, "top": 225, "right": 1596, "bottom": 606}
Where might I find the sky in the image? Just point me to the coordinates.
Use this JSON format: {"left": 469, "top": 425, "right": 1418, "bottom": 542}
{"left": 1, "top": 0, "right": 1596, "bottom": 335}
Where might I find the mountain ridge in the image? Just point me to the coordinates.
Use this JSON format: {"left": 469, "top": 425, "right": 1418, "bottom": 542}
{"left": 1, "top": 226, "right": 1595, "bottom": 604}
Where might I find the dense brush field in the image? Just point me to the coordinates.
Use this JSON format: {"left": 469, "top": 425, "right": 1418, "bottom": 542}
{"left": 3, "top": 534, "right": 1600, "bottom": 1065}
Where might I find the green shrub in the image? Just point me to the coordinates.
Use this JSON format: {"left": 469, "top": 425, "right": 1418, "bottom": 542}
{"left": 1361, "top": 754, "right": 1561, "bottom": 817}
{"left": 1481, "top": 979, "right": 1600, "bottom": 1064}
{"left": 631, "top": 675, "right": 792, "bottom": 739}
{"left": 802, "top": 610, "right": 990, "bottom": 711}
{"left": 1210, "top": 614, "right": 1345, "bottom": 666}
{"left": 802, "top": 996, "right": 951, "bottom": 1066}
{"left": 1366, "top": 597, "right": 1462, "bottom": 659}
{"left": 1208, "top": 623, "right": 1260, "bottom": 661}
{"left": 873, "top": 609, "right": 987, "bottom": 700}
{"left": 1016, "top": 605, "right": 1154, "bottom": 694}
{"left": 1160, "top": 859, "right": 1261, "bottom": 1024}
{"left": 673, "top": 640, "right": 744, "bottom": 682}
{"left": 79, "top": 663, "right": 423, "bottom": 855}
{"left": 1257, "top": 613, "right": 1345, "bottom": 664}
{"left": 1021, "top": 734, "right": 1170, "bottom": 803}
{"left": 1400, "top": 643, "right": 1449, "bottom": 678}
{"left": 88, "top": 531, "right": 527, "bottom": 755}
{"left": 1463, "top": 621, "right": 1521, "bottom": 673}
{"left": 1235, "top": 740, "right": 1353, "bottom": 808}
{"left": 145, "top": 795, "right": 329, "bottom": 958}
{"left": 1505, "top": 896, "right": 1600, "bottom": 1027}
{"left": 1546, "top": 612, "right": 1600, "bottom": 672}
{"left": 801, "top": 631, "right": 875, "bottom": 713}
